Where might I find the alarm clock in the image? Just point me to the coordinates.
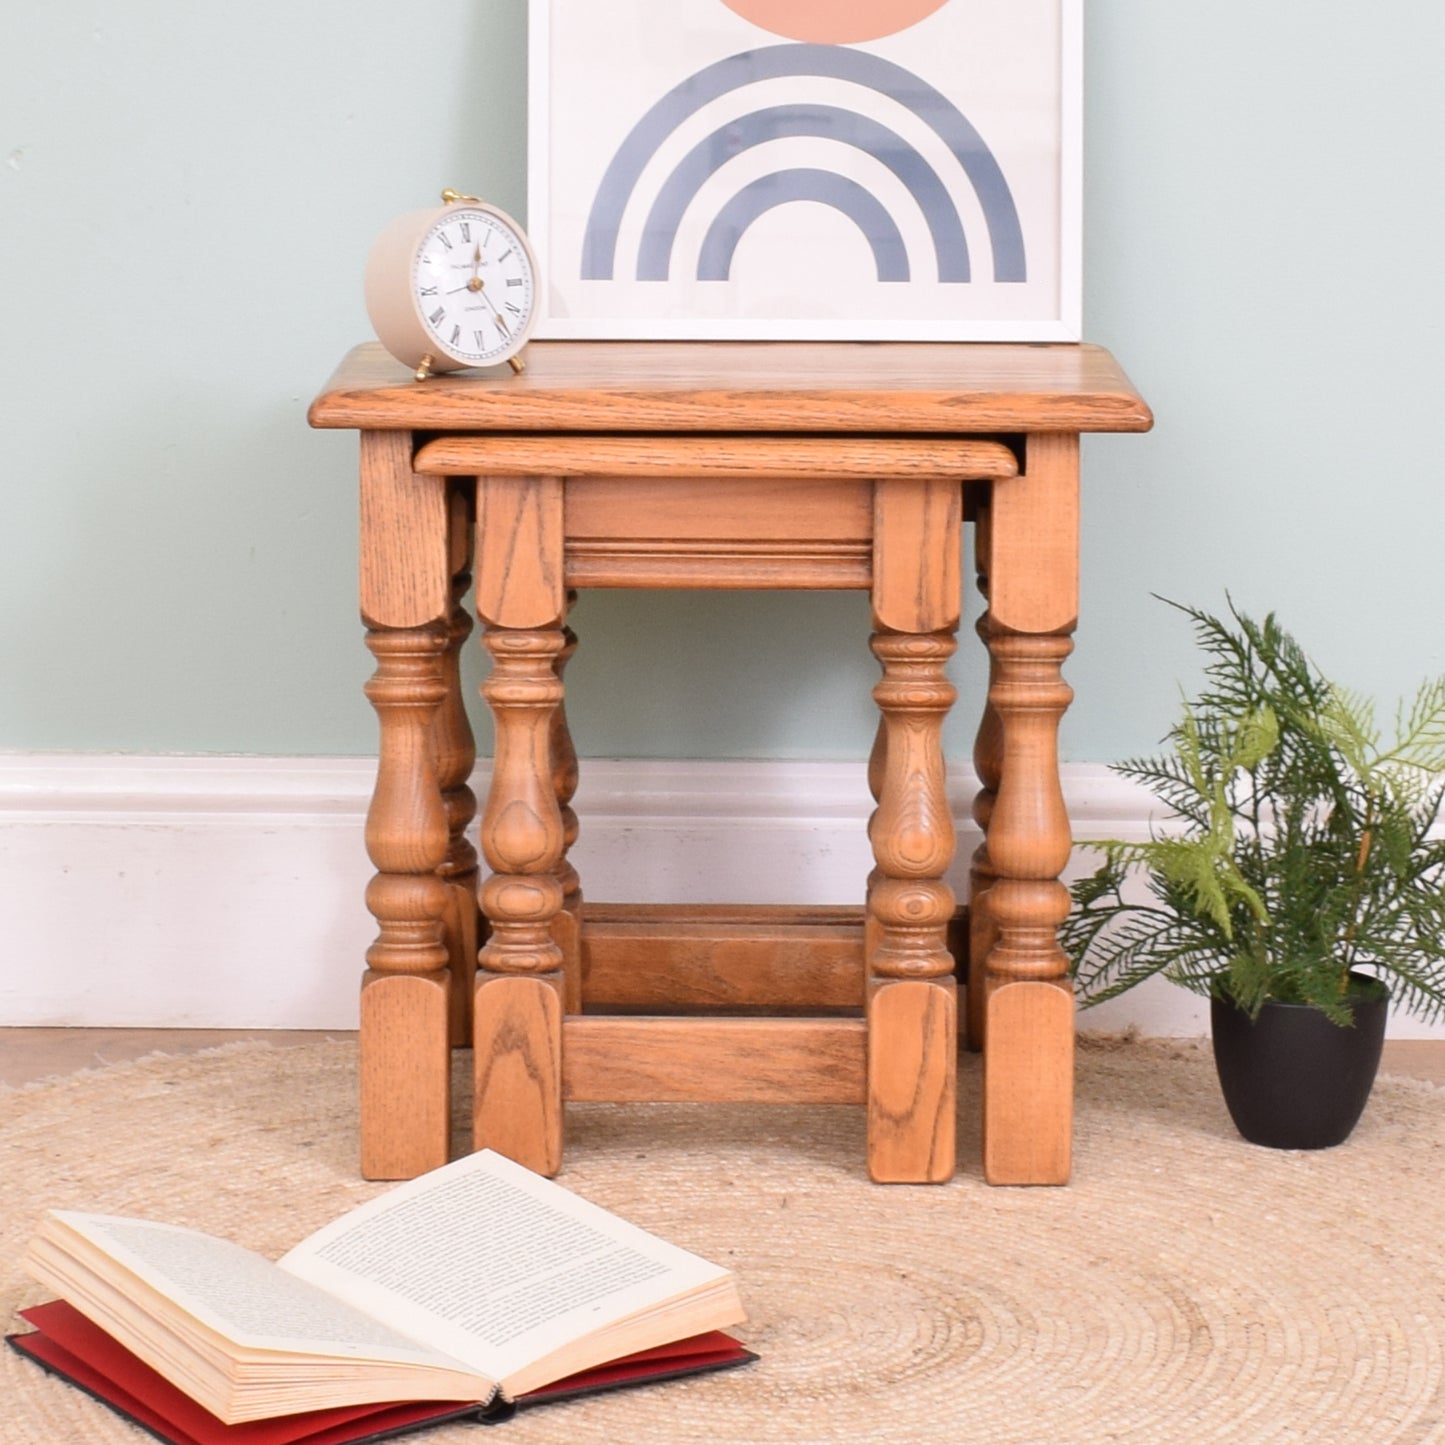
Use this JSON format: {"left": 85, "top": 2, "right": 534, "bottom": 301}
{"left": 364, "top": 190, "right": 539, "bottom": 380}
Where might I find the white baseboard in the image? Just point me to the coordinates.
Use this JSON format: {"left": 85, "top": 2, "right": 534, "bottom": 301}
{"left": 1, "top": 754, "right": 1439, "bottom": 1037}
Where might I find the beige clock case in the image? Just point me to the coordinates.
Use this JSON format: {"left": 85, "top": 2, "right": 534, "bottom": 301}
{"left": 364, "top": 208, "right": 465, "bottom": 373}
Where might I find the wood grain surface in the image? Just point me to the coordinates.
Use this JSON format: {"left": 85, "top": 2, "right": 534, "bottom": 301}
{"left": 311, "top": 341, "right": 1153, "bottom": 434}
{"left": 323, "top": 338, "right": 1153, "bottom": 1185}
{"left": 562, "top": 1016, "right": 867, "bottom": 1104}
{"left": 414, "top": 434, "right": 1018, "bottom": 480}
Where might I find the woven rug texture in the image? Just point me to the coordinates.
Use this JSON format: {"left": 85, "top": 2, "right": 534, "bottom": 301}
{"left": 1, "top": 1037, "right": 1442, "bottom": 1444}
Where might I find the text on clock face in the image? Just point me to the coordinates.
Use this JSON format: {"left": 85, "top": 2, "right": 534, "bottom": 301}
{"left": 413, "top": 209, "right": 535, "bottom": 364}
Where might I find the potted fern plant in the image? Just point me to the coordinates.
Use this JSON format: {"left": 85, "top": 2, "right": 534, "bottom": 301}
{"left": 1061, "top": 601, "right": 1445, "bottom": 1148}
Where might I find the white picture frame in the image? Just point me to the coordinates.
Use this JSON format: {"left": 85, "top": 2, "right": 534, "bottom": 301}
{"left": 528, "top": 0, "right": 1081, "bottom": 342}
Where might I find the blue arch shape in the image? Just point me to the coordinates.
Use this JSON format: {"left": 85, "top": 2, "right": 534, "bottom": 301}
{"left": 642, "top": 108, "right": 955, "bottom": 281}
{"left": 581, "top": 42, "right": 1025, "bottom": 283}
{"left": 698, "top": 168, "right": 909, "bottom": 282}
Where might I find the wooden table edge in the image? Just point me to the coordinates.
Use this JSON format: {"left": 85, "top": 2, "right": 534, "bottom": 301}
{"left": 308, "top": 342, "right": 1154, "bottom": 435}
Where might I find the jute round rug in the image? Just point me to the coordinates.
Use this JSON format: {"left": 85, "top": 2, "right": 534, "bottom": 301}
{"left": 2, "top": 1037, "right": 1442, "bottom": 1444}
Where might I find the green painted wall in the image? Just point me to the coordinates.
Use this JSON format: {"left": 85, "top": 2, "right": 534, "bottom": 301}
{"left": 4, "top": 3, "right": 1443, "bottom": 761}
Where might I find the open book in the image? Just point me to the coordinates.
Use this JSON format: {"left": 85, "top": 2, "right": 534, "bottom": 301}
{"left": 18, "top": 1149, "right": 748, "bottom": 1429}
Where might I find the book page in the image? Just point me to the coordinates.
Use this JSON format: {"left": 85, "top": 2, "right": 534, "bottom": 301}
{"left": 38, "top": 1214, "right": 474, "bottom": 1371}
{"left": 280, "top": 1150, "right": 734, "bottom": 1386}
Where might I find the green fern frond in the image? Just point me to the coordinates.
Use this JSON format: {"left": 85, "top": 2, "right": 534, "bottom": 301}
{"left": 1064, "top": 910, "right": 1223, "bottom": 1006}
{"left": 1388, "top": 675, "right": 1445, "bottom": 773}
{"left": 1232, "top": 705, "right": 1280, "bottom": 773}
{"left": 1314, "top": 686, "right": 1378, "bottom": 773}
{"left": 1148, "top": 840, "right": 1236, "bottom": 936}
{"left": 1068, "top": 600, "right": 1445, "bottom": 1026}
{"left": 1109, "top": 755, "right": 1215, "bottom": 829}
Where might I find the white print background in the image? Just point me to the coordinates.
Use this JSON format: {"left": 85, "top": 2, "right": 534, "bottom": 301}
{"left": 530, "top": 0, "right": 1073, "bottom": 338}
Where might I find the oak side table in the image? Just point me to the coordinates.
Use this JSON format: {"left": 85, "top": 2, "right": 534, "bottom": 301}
{"left": 310, "top": 341, "right": 1151, "bottom": 1186}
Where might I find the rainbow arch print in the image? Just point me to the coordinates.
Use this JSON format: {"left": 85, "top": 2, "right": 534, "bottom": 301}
{"left": 698, "top": 167, "right": 911, "bottom": 282}
{"left": 529, "top": 0, "right": 1081, "bottom": 341}
{"left": 581, "top": 44, "right": 1026, "bottom": 288}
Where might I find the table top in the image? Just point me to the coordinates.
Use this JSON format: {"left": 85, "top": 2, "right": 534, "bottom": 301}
{"left": 310, "top": 341, "right": 1152, "bottom": 435}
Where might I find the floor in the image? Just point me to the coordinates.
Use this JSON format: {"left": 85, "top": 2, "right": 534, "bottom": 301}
{"left": 0, "top": 1030, "right": 347, "bottom": 1089}
{"left": 1, "top": 1029, "right": 1442, "bottom": 1090}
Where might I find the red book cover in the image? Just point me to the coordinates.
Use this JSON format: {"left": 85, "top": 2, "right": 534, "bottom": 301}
{"left": 8, "top": 1300, "right": 756, "bottom": 1444}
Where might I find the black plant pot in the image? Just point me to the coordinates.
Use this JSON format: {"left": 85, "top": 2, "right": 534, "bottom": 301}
{"left": 1210, "top": 973, "right": 1389, "bottom": 1149}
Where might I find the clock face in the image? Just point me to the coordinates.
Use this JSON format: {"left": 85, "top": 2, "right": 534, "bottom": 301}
{"left": 412, "top": 206, "right": 537, "bottom": 365}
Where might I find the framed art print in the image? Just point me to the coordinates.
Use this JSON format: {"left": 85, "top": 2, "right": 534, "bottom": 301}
{"left": 528, "top": 0, "right": 1081, "bottom": 341}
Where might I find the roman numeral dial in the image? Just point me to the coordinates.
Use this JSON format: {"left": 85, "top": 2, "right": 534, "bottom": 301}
{"left": 409, "top": 201, "right": 538, "bottom": 369}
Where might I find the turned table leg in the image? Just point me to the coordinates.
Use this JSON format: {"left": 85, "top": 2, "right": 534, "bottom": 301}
{"left": 435, "top": 483, "right": 480, "bottom": 1049}
{"left": 866, "top": 478, "right": 961, "bottom": 1183}
{"left": 471, "top": 475, "right": 568, "bottom": 1175}
{"left": 550, "top": 599, "right": 584, "bottom": 1017}
{"left": 979, "top": 435, "right": 1080, "bottom": 1185}
{"left": 966, "top": 501, "right": 1003, "bottom": 1054}
{"left": 357, "top": 432, "right": 454, "bottom": 1180}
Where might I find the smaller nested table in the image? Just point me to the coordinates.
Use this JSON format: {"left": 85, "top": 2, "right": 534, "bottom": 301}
{"left": 310, "top": 341, "right": 1151, "bottom": 1186}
